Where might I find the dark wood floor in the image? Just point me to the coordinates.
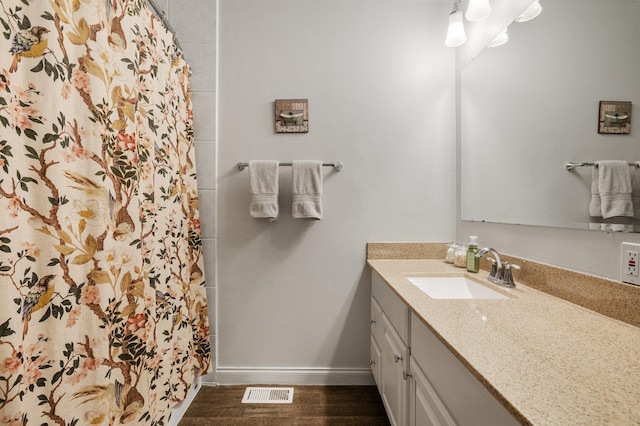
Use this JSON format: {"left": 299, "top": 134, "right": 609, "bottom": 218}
{"left": 179, "top": 385, "right": 391, "bottom": 425}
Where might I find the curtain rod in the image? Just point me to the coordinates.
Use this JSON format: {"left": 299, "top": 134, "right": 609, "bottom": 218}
{"left": 146, "top": 0, "right": 183, "bottom": 53}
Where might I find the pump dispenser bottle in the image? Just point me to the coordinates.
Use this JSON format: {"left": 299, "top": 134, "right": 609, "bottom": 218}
{"left": 466, "top": 235, "right": 480, "bottom": 273}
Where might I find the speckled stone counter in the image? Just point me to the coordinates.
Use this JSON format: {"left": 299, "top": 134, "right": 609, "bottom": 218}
{"left": 368, "top": 259, "right": 640, "bottom": 425}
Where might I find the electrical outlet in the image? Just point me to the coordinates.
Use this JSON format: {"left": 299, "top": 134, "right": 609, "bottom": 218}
{"left": 626, "top": 251, "right": 639, "bottom": 276}
{"left": 621, "top": 243, "right": 640, "bottom": 285}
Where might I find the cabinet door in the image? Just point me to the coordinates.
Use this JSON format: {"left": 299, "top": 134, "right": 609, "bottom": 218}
{"left": 381, "top": 314, "right": 409, "bottom": 426}
{"left": 371, "top": 335, "right": 381, "bottom": 388}
{"left": 410, "top": 313, "right": 519, "bottom": 426}
{"left": 409, "top": 356, "right": 457, "bottom": 426}
{"left": 371, "top": 297, "right": 383, "bottom": 347}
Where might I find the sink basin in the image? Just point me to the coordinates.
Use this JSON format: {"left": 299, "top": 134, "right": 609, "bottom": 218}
{"left": 406, "top": 276, "right": 508, "bottom": 300}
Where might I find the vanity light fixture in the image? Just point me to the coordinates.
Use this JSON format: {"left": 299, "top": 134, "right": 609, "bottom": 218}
{"left": 445, "top": 1, "right": 467, "bottom": 47}
{"left": 516, "top": 0, "right": 542, "bottom": 22}
{"left": 445, "top": 0, "right": 492, "bottom": 47}
{"left": 488, "top": 28, "right": 508, "bottom": 47}
{"left": 465, "top": 0, "right": 491, "bottom": 22}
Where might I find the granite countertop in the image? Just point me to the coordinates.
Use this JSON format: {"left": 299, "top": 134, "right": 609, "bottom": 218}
{"left": 368, "top": 259, "right": 640, "bottom": 426}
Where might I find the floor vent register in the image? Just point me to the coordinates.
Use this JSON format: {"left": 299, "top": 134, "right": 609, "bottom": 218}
{"left": 241, "top": 387, "right": 294, "bottom": 404}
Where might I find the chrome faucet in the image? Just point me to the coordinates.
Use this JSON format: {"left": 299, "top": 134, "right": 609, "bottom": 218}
{"left": 501, "top": 263, "right": 520, "bottom": 288}
{"left": 475, "top": 247, "right": 519, "bottom": 288}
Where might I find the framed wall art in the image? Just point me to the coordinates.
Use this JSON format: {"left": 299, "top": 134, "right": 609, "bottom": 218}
{"left": 275, "top": 99, "right": 309, "bottom": 133}
{"left": 598, "top": 101, "right": 632, "bottom": 134}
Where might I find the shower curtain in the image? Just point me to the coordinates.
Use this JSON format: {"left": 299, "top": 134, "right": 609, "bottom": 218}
{"left": 0, "top": 0, "right": 211, "bottom": 424}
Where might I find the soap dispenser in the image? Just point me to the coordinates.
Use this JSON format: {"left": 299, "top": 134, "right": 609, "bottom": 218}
{"left": 466, "top": 236, "right": 480, "bottom": 273}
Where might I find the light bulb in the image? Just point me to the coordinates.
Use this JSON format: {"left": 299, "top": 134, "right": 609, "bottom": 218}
{"left": 516, "top": 0, "right": 542, "bottom": 22}
{"left": 465, "top": 0, "right": 491, "bottom": 22}
{"left": 488, "top": 29, "right": 508, "bottom": 48}
{"left": 445, "top": 10, "right": 466, "bottom": 47}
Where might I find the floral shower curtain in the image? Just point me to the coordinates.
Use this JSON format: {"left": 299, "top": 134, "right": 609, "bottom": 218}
{"left": 0, "top": 0, "right": 211, "bottom": 424}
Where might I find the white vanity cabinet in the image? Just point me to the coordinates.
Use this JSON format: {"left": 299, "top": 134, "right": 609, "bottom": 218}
{"left": 410, "top": 313, "right": 519, "bottom": 426}
{"left": 371, "top": 271, "right": 519, "bottom": 426}
{"left": 372, "top": 272, "right": 410, "bottom": 426}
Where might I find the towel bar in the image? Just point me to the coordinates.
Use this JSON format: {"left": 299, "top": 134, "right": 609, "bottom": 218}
{"left": 565, "top": 161, "right": 639, "bottom": 171}
{"left": 237, "top": 162, "right": 343, "bottom": 172}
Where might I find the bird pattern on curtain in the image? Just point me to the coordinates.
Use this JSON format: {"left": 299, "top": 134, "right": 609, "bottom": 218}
{"left": 0, "top": 0, "right": 211, "bottom": 424}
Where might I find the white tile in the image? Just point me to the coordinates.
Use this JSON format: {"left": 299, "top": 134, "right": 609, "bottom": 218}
{"left": 201, "top": 237, "right": 217, "bottom": 287}
{"left": 192, "top": 92, "right": 216, "bottom": 141}
{"left": 195, "top": 141, "right": 217, "bottom": 190}
{"left": 198, "top": 189, "right": 217, "bottom": 238}
{"left": 169, "top": 0, "right": 216, "bottom": 43}
{"left": 183, "top": 42, "right": 216, "bottom": 92}
{"left": 205, "top": 286, "right": 216, "bottom": 330}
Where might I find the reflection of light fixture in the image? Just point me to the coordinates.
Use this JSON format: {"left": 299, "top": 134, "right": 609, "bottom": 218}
{"left": 465, "top": 0, "right": 491, "bottom": 22}
{"left": 488, "top": 29, "right": 508, "bottom": 47}
{"left": 445, "top": 2, "right": 467, "bottom": 47}
{"left": 445, "top": 0, "right": 493, "bottom": 47}
{"left": 516, "top": 0, "right": 542, "bottom": 22}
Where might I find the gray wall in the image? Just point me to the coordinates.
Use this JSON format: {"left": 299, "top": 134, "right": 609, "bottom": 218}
{"left": 217, "top": 0, "right": 455, "bottom": 384}
{"left": 161, "top": 0, "right": 639, "bottom": 390}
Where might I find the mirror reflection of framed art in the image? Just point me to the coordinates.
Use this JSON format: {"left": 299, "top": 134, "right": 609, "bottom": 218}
{"left": 598, "top": 101, "right": 632, "bottom": 134}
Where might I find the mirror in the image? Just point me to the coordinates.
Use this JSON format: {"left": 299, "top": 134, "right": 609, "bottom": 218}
{"left": 461, "top": 0, "right": 640, "bottom": 231}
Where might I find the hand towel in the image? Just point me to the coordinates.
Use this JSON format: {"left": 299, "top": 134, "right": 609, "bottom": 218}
{"left": 292, "top": 160, "right": 323, "bottom": 220}
{"left": 249, "top": 160, "right": 279, "bottom": 221}
{"left": 596, "top": 160, "right": 633, "bottom": 219}
{"left": 589, "top": 166, "right": 602, "bottom": 221}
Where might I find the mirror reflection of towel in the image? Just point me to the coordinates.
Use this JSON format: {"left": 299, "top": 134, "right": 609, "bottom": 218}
{"left": 597, "top": 160, "right": 633, "bottom": 218}
{"left": 590, "top": 160, "right": 634, "bottom": 232}
{"left": 633, "top": 162, "right": 640, "bottom": 232}
{"left": 589, "top": 166, "right": 602, "bottom": 222}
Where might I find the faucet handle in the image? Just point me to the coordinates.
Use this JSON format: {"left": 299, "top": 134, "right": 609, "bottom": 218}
{"left": 502, "top": 263, "right": 520, "bottom": 287}
{"left": 486, "top": 258, "right": 497, "bottom": 279}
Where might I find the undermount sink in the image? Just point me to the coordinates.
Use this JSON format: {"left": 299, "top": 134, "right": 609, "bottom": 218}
{"left": 406, "top": 276, "right": 508, "bottom": 300}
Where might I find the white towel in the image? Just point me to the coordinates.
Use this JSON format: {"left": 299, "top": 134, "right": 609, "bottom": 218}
{"left": 589, "top": 166, "right": 602, "bottom": 220}
{"left": 631, "top": 162, "right": 640, "bottom": 215}
{"left": 249, "top": 160, "right": 279, "bottom": 221}
{"left": 292, "top": 160, "right": 323, "bottom": 220}
{"left": 596, "top": 160, "right": 633, "bottom": 219}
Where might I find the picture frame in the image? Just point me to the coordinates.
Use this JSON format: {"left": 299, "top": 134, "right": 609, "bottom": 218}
{"left": 275, "top": 99, "right": 309, "bottom": 133}
{"left": 598, "top": 101, "right": 632, "bottom": 134}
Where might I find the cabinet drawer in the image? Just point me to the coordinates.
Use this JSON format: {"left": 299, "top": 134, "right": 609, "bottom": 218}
{"left": 411, "top": 313, "right": 519, "bottom": 426}
{"left": 372, "top": 271, "right": 410, "bottom": 345}
{"left": 371, "top": 335, "right": 381, "bottom": 388}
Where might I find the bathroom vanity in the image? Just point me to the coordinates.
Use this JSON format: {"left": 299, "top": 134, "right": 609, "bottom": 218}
{"left": 371, "top": 269, "right": 518, "bottom": 425}
{"left": 368, "top": 246, "right": 640, "bottom": 425}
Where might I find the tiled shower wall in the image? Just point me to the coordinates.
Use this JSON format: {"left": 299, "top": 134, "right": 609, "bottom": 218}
{"left": 158, "top": 0, "right": 218, "bottom": 383}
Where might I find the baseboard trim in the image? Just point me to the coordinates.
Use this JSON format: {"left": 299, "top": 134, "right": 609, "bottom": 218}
{"left": 215, "top": 367, "right": 375, "bottom": 386}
